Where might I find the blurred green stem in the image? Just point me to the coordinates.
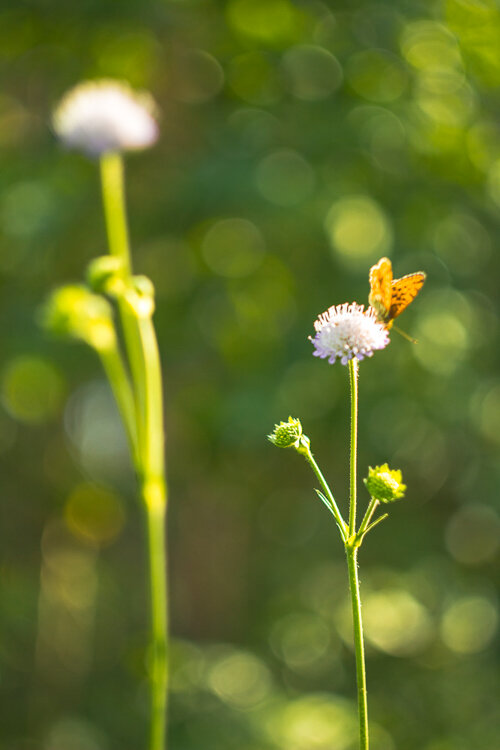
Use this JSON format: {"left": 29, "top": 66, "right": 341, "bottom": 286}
{"left": 100, "top": 152, "right": 131, "bottom": 274}
{"left": 100, "top": 151, "right": 169, "bottom": 750}
{"left": 100, "top": 152, "right": 147, "bottom": 447}
{"left": 138, "top": 314, "right": 169, "bottom": 750}
{"left": 98, "top": 339, "right": 139, "bottom": 469}
{"left": 143, "top": 477, "right": 168, "bottom": 750}
{"left": 137, "top": 315, "right": 166, "bottom": 481}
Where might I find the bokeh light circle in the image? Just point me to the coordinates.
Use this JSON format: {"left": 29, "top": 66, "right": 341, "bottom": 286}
{"left": 201, "top": 218, "right": 265, "bottom": 278}
{"left": 64, "top": 483, "right": 126, "bottom": 547}
{"left": 1, "top": 355, "right": 65, "bottom": 424}
{"left": 227, "top": 51, "right": 283, "bottom": 105}
{"left": 282, "top": 44, "right": 343, "bottom": 100}
{"left": 441, "top": 596, "right": 497, "bottom": 654}
{"left": 413, "top": 290, "right": 472, "bottom": 376}
{"left": 325, "top": 195, "right": 392, "bottom": 269}
{"left": 363, "top": 588, "right": 433, "bottom": 656}
{"left": 208, "top": 649, "right": 272, "bottom": 708}
{"left": 173, "top": 49, "right": 224, "bottom": 104}
{"left": 346, "top": 49, "right": 407, "bottom": 103}
{"left": 400, "top": 21, "right": 462, "bottom": 72}
{"left": 256, "top": 149, "right": 315, "bottom": 206}
{"left": 265, "top": 694, "right": 358, "bottom": 750}
{"left": 472, "top": 381, "right": 500, "bottom": 448}
{"left": 270, "top": 612, "right": 331, "bottom": 670}
{"left": 445, "top": 504, "right": 500, "bottom": 565}
{"left": 226, "top": 0, "right": 297, "bottom": 44}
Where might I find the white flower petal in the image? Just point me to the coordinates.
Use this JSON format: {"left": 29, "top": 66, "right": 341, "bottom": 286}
{"left": 310, "top": 302, "right": 390, "bottom": 365}
{"left": 53, "top": 80, "right": 159, "bottom": 156}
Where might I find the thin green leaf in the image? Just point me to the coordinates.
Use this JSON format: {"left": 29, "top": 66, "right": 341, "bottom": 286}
{"left": 315, "top": 489, "right": 347, "bottom": 542}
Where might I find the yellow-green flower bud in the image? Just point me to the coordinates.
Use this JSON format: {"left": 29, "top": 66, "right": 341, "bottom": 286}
{"left": 86, "top": 255, "right": 125, "bottom": 296}
{"left": 41, "top": 285, "right": 116, "bottom": 352}
{"left": 364, "top": 463, "right": 406, "bottom": 503}
{"left": 268, "top": 417, "right": 309, "bottom": 452}
{"left": 133, "top": 274, "right": 155, "bottom": 300}
{"left": 124, "top": 275, "right": 155, "bottom": 318}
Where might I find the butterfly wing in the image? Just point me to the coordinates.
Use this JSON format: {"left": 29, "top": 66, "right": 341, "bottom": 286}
{"left": 368, "top": 257, "right": 393, "bottom": 323}
{"left": 389, "top": 272, "right": 426, "bottom": 321}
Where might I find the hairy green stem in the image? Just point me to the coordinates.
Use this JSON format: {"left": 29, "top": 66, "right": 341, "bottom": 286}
{"left": 348, "top": 358, "right": 359, "bottom": 535}
{"left": 356, "top": 498, "right": 379, "bottom": 541}
{"left": 346, "top": 545, "right": 369, "bottom": 750}
{"left": 346, "top": 357, "right": 369, "bottom": 749}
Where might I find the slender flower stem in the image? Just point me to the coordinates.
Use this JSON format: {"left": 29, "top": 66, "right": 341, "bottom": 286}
{"left": 138, "top": 316, "right": 166, "bottom": 480}
{"left": 346, "top": 545, "right": 369, "bottom": 750}
{"left": 138, "top": 314, "right": 169, "bottom": 750}
{"left": 356, "top": 498, "right": 379, "bottom": 541}
{"left": 100, "top": 153, "right": 148, "bottom": 449}
{"left": 100, "top": 152, "right": 132, "bottom": 274}
{"left": 143, "top": 477, "right": 169, "bottom": 750}
{"left": 98, "top": 340, "right": 139, "bottom": 469}
{"left": 99, "top": 151, "right": 169, "bottom": 750}
{"left": 346, "top": 356, "right": 369, "bottom": 749}
{"left": 348, "top": 358, "right": 359, "bottom": 535}
{"left": 303, "top": 448, "right": 348, "bottom": 539}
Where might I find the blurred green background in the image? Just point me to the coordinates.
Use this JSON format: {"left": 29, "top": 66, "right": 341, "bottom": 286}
{"left": 0, "top": 0, "right": 499, "bottom": 748}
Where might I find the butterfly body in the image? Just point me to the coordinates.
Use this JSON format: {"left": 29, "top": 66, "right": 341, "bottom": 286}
{"left": 368, "top": 257, "right": 426, "bottom": 329}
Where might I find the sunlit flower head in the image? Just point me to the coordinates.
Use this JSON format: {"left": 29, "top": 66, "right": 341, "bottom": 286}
{"left": 364, "top": 463, "right": 406, "bottom": 503}
{"left": 310, "top": 302, "right": 389, "bottom": 365}
{"left": 268, "top": 416, "right": 303, "bottom": 449}
{"left": 53, "top": 80, "right": 159, "bottom": 157}
{"left": 268, "top": 416, "right": 310, "bottom": 456}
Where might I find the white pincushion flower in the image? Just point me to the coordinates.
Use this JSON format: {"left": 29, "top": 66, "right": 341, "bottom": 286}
{"left": 310, "top": 302, "right": 390, "bottom": 365}
{"left": 53, "top": 80, "right": 159, "bottom": 157}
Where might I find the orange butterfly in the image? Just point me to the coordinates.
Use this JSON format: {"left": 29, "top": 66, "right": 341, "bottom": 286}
{"left": 368, "top": 257, "right": 426, "bottom": 329}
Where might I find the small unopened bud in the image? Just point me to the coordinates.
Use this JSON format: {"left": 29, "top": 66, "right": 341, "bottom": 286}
{"left": 364, "top": 463, "right": 406, "bottom": 503}
{"left": 133, "top": 274, "right": 155, "bottom": 299}
{"left": 86, "top": 255, "right": 125, "bottom": 295}
{"left": 41, "top": 285, "right": 115, "bottom": 351}
{"left": 268, "top": 417, "right": 310, "bottom": 455}
{"left": 124, "top": 275, "right": 155, "bottom": 318}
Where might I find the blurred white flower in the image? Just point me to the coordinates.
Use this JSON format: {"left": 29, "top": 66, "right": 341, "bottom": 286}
{"left": 53, "top": 79, "right": 159, "bottom": 156}
{"left": 310, "top": 302, "right": 390, "bottom": 365}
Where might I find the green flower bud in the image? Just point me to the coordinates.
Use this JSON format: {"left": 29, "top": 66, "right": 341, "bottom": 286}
{"left": 124, "top": 275, "right": 155, "bottom": 318}
{"left": 86, "top": 255, "right": 125, "bottom": 296}
{"left": 133, "top": 274, "right": 155, "bottom": 299}
{"left": 41, "top": 285, "right": 116, "bottom": 352}
{"left": 268, "top": 417, "right": 309, "bottom": 451}
{"left": 364, "top": 463, "right": 406, "bottom": 503}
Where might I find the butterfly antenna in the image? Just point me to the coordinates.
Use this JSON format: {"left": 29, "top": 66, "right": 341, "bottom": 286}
{"left": 392, "top": 325, "right": 418, "bottom": 344}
